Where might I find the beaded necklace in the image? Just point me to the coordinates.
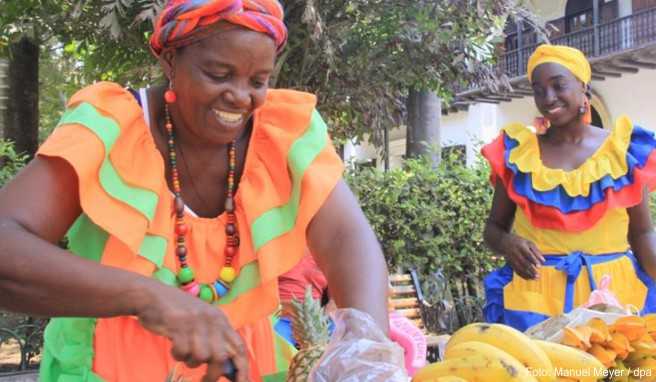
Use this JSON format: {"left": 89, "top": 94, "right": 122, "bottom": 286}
{"left": 164, "top": 103, "right": 239, "bottom": 303}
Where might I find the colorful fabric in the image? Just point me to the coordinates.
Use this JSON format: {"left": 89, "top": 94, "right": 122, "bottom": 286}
{"left": 527, "top": 44, "right": 591, "bottom": 84}
{"left": 481, "top": 118, "right": 656, "bottom": 331}
{"left": 36, "top": 82, "right": 343, "bottom": 381}
{"left": 278, "top": 253, "right": 327, "bottom": 303}
{"left": 150, "top": 0, "right": 287, "bottom": 55}
{"left": 482, "top": 118, "right": 656, "bottom": 233}
{"left": 484, "top": 251, "right": 656, "bottom": 332}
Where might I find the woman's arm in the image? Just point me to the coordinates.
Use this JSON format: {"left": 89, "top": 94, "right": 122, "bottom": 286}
{"left": 307, "top": 180, "right": 389, "bottom": 333}
{"left": 627, "top": 188, "right": 656, "bottom": 279}
{"left": 0, "top": 157, "right": 249, "bottom": 382}
{"left": 484, "top": 182, "right": 544, "bottom": 280}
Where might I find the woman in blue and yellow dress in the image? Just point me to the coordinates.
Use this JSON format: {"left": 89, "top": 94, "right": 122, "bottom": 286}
{"left": 481, "top": 44, "right": 656, "bottom": 332}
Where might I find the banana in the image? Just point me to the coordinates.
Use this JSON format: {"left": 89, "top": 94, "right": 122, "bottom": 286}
{"left": 444, "top": 341, "right": 537, "bottom": 381}
{"left": 445, "top": 323, "right": 554, "bottom": 382}
{"left": 533, "top": 339, "right": 606, "bottom": 382}
{"left": 434, "top": 377, "right": 469, "bottom": 382}
{"left": 412, "top": 353, "right": 537, "bottom": 382}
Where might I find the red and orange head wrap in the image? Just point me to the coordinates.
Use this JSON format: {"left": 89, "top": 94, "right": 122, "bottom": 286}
{"left": 150, "top": 0, "right": 287, "bottom": 56}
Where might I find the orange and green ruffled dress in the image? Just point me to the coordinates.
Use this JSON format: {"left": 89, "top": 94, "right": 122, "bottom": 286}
{"left": 482, "top": 118, "right": 656, "bottom": 332}
{"left": 36, "top": 82, "right": 344, "bottom": 381}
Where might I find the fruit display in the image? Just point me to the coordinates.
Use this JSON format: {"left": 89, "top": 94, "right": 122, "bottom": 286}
{"left": 552, "top": 314, "right": 656, "bottom": 381}
{"left": 412, "top": 322, "right": 614, "bottom": 382}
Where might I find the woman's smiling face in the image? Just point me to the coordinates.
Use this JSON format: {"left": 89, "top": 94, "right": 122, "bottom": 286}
{"left": 167, "top": 25, "right": 277, "bottom": 144}
{"left": 531, "top": 62, "right": 587, "bottom": 128}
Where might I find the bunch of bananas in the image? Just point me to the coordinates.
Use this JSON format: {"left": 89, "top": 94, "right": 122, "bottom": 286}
{"left": 558, "top": 314, "right": 656, "bottom": 381}
{"left": 412, "top": 322, "right": 606, "bottom": 382}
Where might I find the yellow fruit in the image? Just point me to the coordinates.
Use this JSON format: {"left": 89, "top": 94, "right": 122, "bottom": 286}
{"left": 607, "top": 332, "right": 634, "bottom": 360}
{"left": 625, "top": 356, "right": 656, "bottom": 382}
{"left": 588, "top": 343, "right": 617, "bottom": 368}
{"left": 644, "top": 314, "right": 656, "bottom": 334}
{"left": 444, "top": 341, "right": 537, "bottom": 381}
{"left": 434, "top": 377, "right": 469, "bottom": 382}
{"left": 587, "top": 318, "right": 612, "bottom": 344}
{"left": 533, "top": 339, "right": 606, "bottom": 382}
{"left": 412, "top": 353, "right": 536, "bottom": 382}
{"left": 610, "top": 359, "right": 630, "bottom": 382}
{"left": 630, "top": 334, "right": 656, "bottom": 357}
{"left": 561, "top": 326, "right": 592, "bottom": 350}
{"left": 446, "top": 323, "right": 554, "bottom": 382}
{"left": 611, "top": 316, "right": 647, "bottom": 342}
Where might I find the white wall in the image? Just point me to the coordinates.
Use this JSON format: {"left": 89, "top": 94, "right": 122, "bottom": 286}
{"left": 592, "top": 69, "right": 656, "bottom": 130}
{"left": 618, "top": 0, "right": 632, "bottom": 17}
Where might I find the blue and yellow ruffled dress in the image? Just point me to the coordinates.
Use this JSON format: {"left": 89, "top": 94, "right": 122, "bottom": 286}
{"left": 481, "top": 116, "right": 656, "bottom": 332}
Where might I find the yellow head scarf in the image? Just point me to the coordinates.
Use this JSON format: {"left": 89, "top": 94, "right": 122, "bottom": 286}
{"left": 527, "top": 44, "right": 591, "bottom": 84}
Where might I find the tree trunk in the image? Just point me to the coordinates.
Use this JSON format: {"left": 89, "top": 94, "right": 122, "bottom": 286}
{"left": 5, "top": 37, "right": 39, "bottom": 158}
{"left": 405, "top": 88, "right": 441, "bottom": 164}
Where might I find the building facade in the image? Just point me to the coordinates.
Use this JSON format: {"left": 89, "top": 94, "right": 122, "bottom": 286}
{"left": 348, "top": 0, "right": 656, "bottom": 168}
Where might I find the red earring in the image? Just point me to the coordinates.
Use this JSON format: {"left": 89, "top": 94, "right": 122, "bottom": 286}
{"left": 164, "top": 86, "right": 176, "bottom": 104}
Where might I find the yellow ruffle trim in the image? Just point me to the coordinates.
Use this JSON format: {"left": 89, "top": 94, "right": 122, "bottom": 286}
{"left": 504, "top": 116, "right": 634, "bottom": 197}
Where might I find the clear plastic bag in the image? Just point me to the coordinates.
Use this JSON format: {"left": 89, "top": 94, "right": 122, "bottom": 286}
{"left": 309, "top": 308, "right": 409, "bottom": 382}
{"left": 526, "top": 275, "right": 637, "bottom": 342}
{"left": 525, "top": 304, "right": 629, "bottom": 342}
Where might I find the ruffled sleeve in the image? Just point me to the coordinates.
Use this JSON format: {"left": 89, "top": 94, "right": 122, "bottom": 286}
{"left": 480, "top": 117, "right": 656, "bottom": 232}
{"left": 218, "top": 89, "right": 344, "bottom": 328}
{"left": 37, "top": 82, "right": 166, "bottom": 254}
{"left": 237, "top": 89, "right": 343, "bottom": 282}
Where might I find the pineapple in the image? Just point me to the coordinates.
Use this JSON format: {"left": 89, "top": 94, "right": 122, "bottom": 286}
{"left": 286, "top": 286, "right": 330, "bottom": 382}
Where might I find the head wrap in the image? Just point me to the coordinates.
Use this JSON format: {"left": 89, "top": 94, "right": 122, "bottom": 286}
{"left": 527, "top": 44, "right": 591, "bottom": 84}
{"left": 150, "top": 0, "right": 287, "bottom": 56}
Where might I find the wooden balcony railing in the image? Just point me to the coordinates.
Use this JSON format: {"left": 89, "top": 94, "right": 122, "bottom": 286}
{"left": 497, "top": 6, "right": 656, "bottom": 79}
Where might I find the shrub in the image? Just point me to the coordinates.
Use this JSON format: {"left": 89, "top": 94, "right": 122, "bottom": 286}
{"left": 346, "top": 153, "right": 502, "bottom": 308}
{"left": 0, "top": 139, "right": 27, "bottom": 187}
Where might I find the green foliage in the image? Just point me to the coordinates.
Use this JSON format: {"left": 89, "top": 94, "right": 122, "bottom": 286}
{"left": 279, "top": 0, "right": 536, "bottom": 145}
{"left": 346, "top": 152, "right": 502, "bottom": 295}
{"left": 0, "top": 140, "right": 28, "bottom": 187}
{"left": 5, "top": 0, "right": 536, "bottom": 146}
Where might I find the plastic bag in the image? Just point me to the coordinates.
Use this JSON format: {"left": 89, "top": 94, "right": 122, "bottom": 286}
{"left": 526, "top": 274, "right": 636, "bottom": 342}
{"left": 525, "top": 304, "right": 629, "bottom": 342}
{"left": 309, "top": 308, "right": 409, "bottom": 382}
{"left": 581, "top": 275, "right": 623, "bottom": 310}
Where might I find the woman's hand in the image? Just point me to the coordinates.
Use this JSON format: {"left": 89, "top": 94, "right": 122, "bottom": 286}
{"left": 136, "top": 281, "right": 249, "bottom": 382}
{"left": 501, "top": 235, "right": 545, "bottom": 280}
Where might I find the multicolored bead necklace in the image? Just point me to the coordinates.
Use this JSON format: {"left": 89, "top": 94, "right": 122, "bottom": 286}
{"left": 164, "top": 103, "right": 239, "bottom": 303}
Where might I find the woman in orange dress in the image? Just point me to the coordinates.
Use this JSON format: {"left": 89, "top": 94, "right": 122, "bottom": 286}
{"left": 0, "top": 1, "right": 390, "bottom": 381}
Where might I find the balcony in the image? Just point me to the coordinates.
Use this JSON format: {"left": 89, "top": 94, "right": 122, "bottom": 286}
{"left": 450, "top": 6, "right": 656, "bottom": 112}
